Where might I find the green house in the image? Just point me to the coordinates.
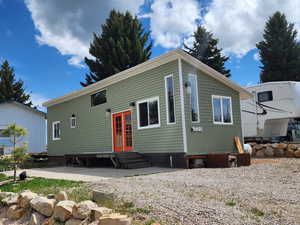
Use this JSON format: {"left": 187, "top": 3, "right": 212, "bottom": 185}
{"left": 43, "top": 49, "right": 251, "bottom": 168}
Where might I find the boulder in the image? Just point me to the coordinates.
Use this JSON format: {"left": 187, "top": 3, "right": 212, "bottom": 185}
{"left": 53, "top": 200, "right": 75, "bottom": 222}
{"left": 2, "top": 193, "right": 18, "bottom": 206}
{"left": 30, "top": 196, "right": 56, "bottom": 217}
{"left": 7, "top": 205, "right": 26, "bottom": 220}
{"left": 72, "top": 200, "right": 98, "bottom": 219}
{"left": 256, "top": 150, "right": 265, "bottom": 158}
{"left": 18, "top": 190, "right": 38, "bottom": 208}
{"left": 90, "top": 207, "right": 113, "bottom": 221}
{"left": 66, "top": 218, "right": 84, "bottom": 225}
{"left": 272, "top": 143, "right": 287, "bottom": 149}
{"left": 264, "top": 147, "right": 274, "bottom": 157}
{"left": 284, "top": 149, "right": 295, "bottom": 157}
{"left": 288, "top": 144, "right": 298, "bottom": 151}
{"left": 56, "top": 191, "right": 68, "bottom": 201}
{"left": 41, "top": 216, "right": 56, "bottom": 225}
{"left": 294, "top": 149, "right": 300, "bottom": 158}
{"left": 0, "top": 191, "right": 15, "bottom": 198}
{"left": 254, "top": 144, "right": 264, "bottom": 150}
{"left": 273, "top": 148, "right": 284, "bottom": 157}
{"left": 92, "top": 190, "right": 115, "bottom": 203}
{"left": 30, "top": 212, "right": 46, "bottom": 225}
{"left": 98, "top": 213, "right": 132, "bottom": 225}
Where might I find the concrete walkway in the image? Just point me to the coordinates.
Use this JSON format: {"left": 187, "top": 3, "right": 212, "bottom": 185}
{"left": 3, "top": 167, "right": 179, "bottom": 182}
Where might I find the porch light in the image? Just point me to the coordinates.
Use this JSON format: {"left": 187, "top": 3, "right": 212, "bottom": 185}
{"left": 105, "top": 109, "right": 111, "bottom": 118}
{"left": 185, "top": 81, "right": 192, "bottom": 95}
{"left": 129, "top": 102, "right": 135, "bottom": 109}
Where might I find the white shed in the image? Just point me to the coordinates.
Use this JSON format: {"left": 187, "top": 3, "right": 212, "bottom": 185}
{"left": 0, "top": 101, "right": 46, "bottom": 154}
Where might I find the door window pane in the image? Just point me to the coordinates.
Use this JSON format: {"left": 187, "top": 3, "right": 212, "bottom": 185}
{"left": 115, "top": 116, "right": 122, "bottom": 148}
{"left": 139, "top": 102, "right": 148, "bottom": 127}
{"left": 125, "top": 114, "right": 132, "bottom": 147}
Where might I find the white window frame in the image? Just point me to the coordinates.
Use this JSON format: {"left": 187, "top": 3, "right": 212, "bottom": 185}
{"left": 136, "top": 96, "right": 161, "bottom": 130}
{"left": 70, "top": 117, "right": 76, "bottom": 128}
{"left": 164, "top": 74, "right": 176, "bottom": 125}
{"left": 52, "top": 121, "right": 61, "bottom": 141}
{"left": 212, "top": 95, "right": 233, "bottom": 125}
{"left": 188, "top": 74, "right": 200, "bottom": 123}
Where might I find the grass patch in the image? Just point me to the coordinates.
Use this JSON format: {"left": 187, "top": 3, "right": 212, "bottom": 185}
{"left": 225, "top": 201, "right": 237, "bottom": 207}
{"left": 251, "top": 207, "right": 265, "bottom": 217}
{"left": 0, "top": 173, "right": 10, "bottom": 182}
{"left": 67, "top": 186, "right": 92, "bottom": 202}
{"left": 0, "top": 177, "right": 82, "bottom": 196}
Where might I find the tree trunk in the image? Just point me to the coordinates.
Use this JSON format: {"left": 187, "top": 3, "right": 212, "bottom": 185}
{"left": 13, "top": 164, "right": 16, "bottom": 182}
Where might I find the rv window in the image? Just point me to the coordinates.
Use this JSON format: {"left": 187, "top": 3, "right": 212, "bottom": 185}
{"left": 165, "top": 75, "right": 175, "bottom": 124}
{"left": 188, "top": 74, "right": 200, "bottom": 123}
{"left": 137, "top": 97, "right": 160, "bottom": 129}
{"left": 257, "top": 91, "right": 273, "bottom": 102}
{"left": 52, "top": 121, "right": 61, "bottom": 140}
{"left": 91, "top": 90, "right": 107, "bottom": 107}
{"left": 212, "top": 96, "right": 233, "bottom": 125}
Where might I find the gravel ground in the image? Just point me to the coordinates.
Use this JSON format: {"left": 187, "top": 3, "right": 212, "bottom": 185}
{"left": 90, "top": 158, "right": 300, "bottom": 225}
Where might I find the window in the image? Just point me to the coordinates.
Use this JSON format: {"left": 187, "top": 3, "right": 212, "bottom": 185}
{"left": 52, "top": 121, "right": 61, "bottom": 140}
{"left": 91, "top": 90, "right": 107, "bottom": 107}
{"left": 165, "top": 75, "right": 175, "bottom": 124}
{"left": 257, "top": 91, "right": 273, "bottom": 102}
{"left": 70, "top": 115, "right": 76, "bottom": 128}
{"left": 188, "top": 74, "right": 200, "bottom": 122}
{"left": 212, "top": 95, "right": 233, "bottom": 124}
{"left": 137, "top": 97, "right": 160, "bottom": 129}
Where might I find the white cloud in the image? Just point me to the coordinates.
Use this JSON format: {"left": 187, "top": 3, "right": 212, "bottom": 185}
{"left": 25, "top": 0, "right": 144, "bottom": 67}
{"left": 253, "top": 52, "right": 260, "bottom": 61}
{"left": 146, "top": 0, "right": 201, "bottom": 48}
{"left": 202, "top": 0, "right": 300, "bottom": 57}
{"left": 30, "top": 93, "right": 49, "bottom": 111}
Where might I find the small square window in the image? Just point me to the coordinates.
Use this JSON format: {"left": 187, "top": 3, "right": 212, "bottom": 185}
{"left": 91, "top": 90, "right": 107, "bottom": 107}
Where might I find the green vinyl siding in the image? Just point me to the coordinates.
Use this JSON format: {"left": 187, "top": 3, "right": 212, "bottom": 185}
{"left": 47, "top": 60, "right": 184, "bottom": 156}
{"left": 182, "top": 60, "right": 242, "bottom": 155}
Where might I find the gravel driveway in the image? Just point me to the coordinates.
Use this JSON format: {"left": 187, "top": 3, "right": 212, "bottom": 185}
{"left": 90, "top": 158, "right": 300, "bottom": 225}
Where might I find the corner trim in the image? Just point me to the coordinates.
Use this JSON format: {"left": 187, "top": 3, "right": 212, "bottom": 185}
{"left": 178, "top": 59, "right": 188, "bottom": 153}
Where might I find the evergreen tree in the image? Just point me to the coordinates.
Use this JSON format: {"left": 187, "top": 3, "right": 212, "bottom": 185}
{"left": 0, "top": 61, "right": 32, "bottom": 106}
{"left": 81, "top": 10, "right": 152, "bottom": 86}
{"left": 257, "top": 12, "right": 300, "bottom": 82}
{"left": 185, "top": 26, "right": 231, "bottom": 77}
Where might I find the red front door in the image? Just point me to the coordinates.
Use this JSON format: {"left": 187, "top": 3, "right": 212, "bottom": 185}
{"left": 112, "top": 110, "right": 133, "bottom": 152}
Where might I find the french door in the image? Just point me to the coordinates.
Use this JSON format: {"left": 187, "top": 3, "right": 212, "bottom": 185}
{"left": 112, "top": 110, "right": 133, "bottom": 152}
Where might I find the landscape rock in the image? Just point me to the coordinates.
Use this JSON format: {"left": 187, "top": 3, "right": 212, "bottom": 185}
{"left": 7, "top": 204, "right": 26, "bottom": 220}
{"left": 53, "top": 200, "right": 75, "bottom": 222}
{"left": 41, "top": 216, "right": 56, "bottom": 225}
{"left": 273, "top": 148, "right": 284, "bottom": 157}
{"left": 56, "top": 191, "right": 68, "bottom": 201}
{"left": 285, "top": 149, "right": 295, "bottom": 157}
{"left": 2, "top": 193, "right": 18, "bottom": 206}
{"left": 254, "top": 144, "right": 264, "bottom": 150}
{"left": 72, "top": 200, "right": 98, "bottom": 219}
{"left": 65, "top": 218, "right": 84, "bottom": 225}
{"left": 98, "top": 213, "right": 132, "bottom": 225}
{"left": 272, "top": 143, "right": 287, "bottom": 149}
{"left": 294, "top": 149, "right": 300, "bottom": 158}
{"left": 264, "top": 147, "right": 274, "bottom": 157}
{"left": 0, "top": 191, "right": 15, "bottom": 198}
{"left": 90, "top": 207, "right": 113, "bottom": 221}
{"left": 30, "top": 212, "right": 46, "bottom": 225}
{"left": 92, "top": 190, "right": 115, "bottom": 203}
{"left": 30, "top": 196, "right": 56, "bottom": 217}
{"left": 256, "top": 150, "right": 265, "bottom": 157}
{"left": 18, "top": 190, "right": 38, "bottom": 208}
{"left": 288, "top": 144, "right": 298, "bottom": 151}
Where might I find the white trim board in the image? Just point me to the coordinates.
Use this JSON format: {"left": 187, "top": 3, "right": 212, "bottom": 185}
{"left": 43, "top": 49, "right": 252, "bottom": 108}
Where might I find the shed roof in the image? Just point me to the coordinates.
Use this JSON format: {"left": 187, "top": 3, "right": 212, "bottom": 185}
{"left": 0, "top": 101, "right": 46, "bottom": 117}
{"left": 43, "top": 49, "right": 252, "bottom": 107}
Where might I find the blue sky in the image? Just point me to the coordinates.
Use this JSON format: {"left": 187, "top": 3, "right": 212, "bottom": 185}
{"left": 1, "top": 0, "right": 299, "bottom": 108}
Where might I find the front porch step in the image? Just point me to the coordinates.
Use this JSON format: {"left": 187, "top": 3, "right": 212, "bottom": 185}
{"left": 115, "top": 152, "right": 151, "bottom": 169}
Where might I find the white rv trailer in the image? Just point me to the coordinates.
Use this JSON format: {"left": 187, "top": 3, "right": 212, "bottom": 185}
{"left": 241, "top": 81, "right": 300, "bottom": 141}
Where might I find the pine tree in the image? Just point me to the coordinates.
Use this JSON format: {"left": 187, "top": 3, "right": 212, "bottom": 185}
{"left": 0, "top": 61, "right": 32, "bottom": 106}
{"left": 185, "top": 26, "right": 231, "bottom": 77}
{"left": 81, "top": 10, "right": 152, "bottom": 86}
{"left": 257, "top": 12, "right": 300, "bottom": 82}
